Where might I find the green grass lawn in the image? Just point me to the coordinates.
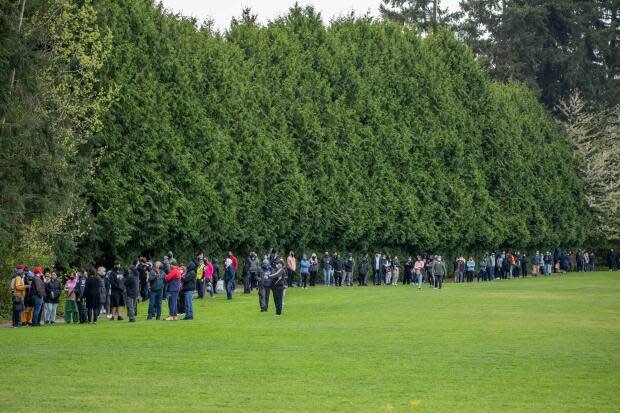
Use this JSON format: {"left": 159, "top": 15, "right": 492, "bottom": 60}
{"left": 1, "top": 272, "right": 619, "bottom": 412}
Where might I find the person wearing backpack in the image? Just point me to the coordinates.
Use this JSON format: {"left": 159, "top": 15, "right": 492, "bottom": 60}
{"left": 44, "top": 271, "right": 61, "bottom": 324}
{"left": 11, "top": 265, "right": 28, "bottom": 327}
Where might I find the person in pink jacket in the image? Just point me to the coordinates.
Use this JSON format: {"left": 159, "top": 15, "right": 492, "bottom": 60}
{"left": 414, "top": 256, "right": 425, "bottom": 290}
{"left": 204, "top": 259, "right": 214, "bottom": 298}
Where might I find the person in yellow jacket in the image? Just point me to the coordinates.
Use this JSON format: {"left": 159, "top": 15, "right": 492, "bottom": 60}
{"left": 10, "top": 265, "right": 28, "bottom": 328}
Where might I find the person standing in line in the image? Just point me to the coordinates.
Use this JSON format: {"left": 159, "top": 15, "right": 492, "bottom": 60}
{"left": 108, "top": 261, "right": 126, "bottom": 320}
{"left": 532, "top": 251, "right": 541, "bottom": 277}
{"left": 321, "top": 252, "right": 331, "bottom": 287}
{"left": 520, "top": 254, "right": 528, "bottom": 277}
{"left": 182, "top": 262, "right": 196, "bottom": 320}
{"left": 224, "top": 255, "right": 236, "bottom": 300}
{"left": 124, "top": 266, "right": 139, "bottom": 323}
{"left": 414, "top": 256, "right": 425, "bottom": 290}
{"left": 358, "top": 254, "right": 369, "bottom": 286}
{"left": 96, "top": 267, "right": 108, "bottom": 317}
{"left": 383, "top": 255, "right": 392, "bottom": 285}
{"left": 332, "top": 253, "right": 344, "bottom": 286}
{"left": 204, "top": 257, "right": 214, "bottom": 298}
{"left": 390, "top": 256, "right": 399, "bottom": 285}
{"left": 487, "top": 253, "right": 496, "bottom": 280}
{"left": 543, "top": 251, "right": 553, "bottom": 275}
{"left": 75, "top": 270, "right": 88, "bottom": 324}
{"left": 343, "top": 253, "right": 355, "bottom": 287}
{"left": 21, "top": 270, "right": 34, "bottom": 326}
{"left": 373, "top": 253, "right": 382, "bottom": 285}
{"left": 147, "top": 262, "right": 165, "bottom": 320}
{"left": 265, "top": 259, "right": 287, "bottom": 316}
{"left": 195, "top": 253, "right": 206, "bottom": 299}
{"left": 404, "top": 257, "right": 414, "bottom": 285}
{"left": 259, "top": 255, "right": 271, "bottom": 312}
{"left": 583, "top": 251, "right": 590, "bottom": 272}
{"left": 479, "top": 256, "right": 488, "bottom": 282}
{"left": 44, "top": 272, "right": 61, "bottom": 324}
{"left": 211, "top": 259, "right": 220, "bottom": 295}
{"left": 433, "top": 256, "right": 447, "bottom": 289}
{"left": 245, "top": 251, "right": 261, "bottom": 293}
{"left": 64, "top": 272, "right": 79, "bottom": 324}
{"left": 11, "top": 265, "right": 28, "bottom": 327}
{"left": 425, "top": 256, "right": 435, "bottom": 288}
{"left": 465, "top": 257, "right": 475, "bottom": 283}
{"left": 309, "top": 253, "right": 318, "bottom": 287}
{"left": 455, "top": 256, "right": 465, "bottom": 283}
{"left": 286, "top": 251, "right": 297, "bottom": 288}
{"left": 299, "top": 255, "right": 310, "bottom": 289}
{"left": 589, "top": 252, "right": 596, "bottom": 272}
{"left": 165, "top": 266, "right": 181, "bottom": 321}
{"left": 85, "top": 268, "right": 102, "bottom": 324}
{"left": 30, "top": 267, "right": 45, "bottom": 327}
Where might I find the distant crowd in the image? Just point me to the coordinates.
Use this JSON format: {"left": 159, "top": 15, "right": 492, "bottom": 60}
{"left": 9, "top": 248, "right": 619, "bottom": 328}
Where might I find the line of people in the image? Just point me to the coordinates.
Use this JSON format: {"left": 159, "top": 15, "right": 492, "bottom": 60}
{"left": 9, "top": 247, "right": 611, "bottom": 328}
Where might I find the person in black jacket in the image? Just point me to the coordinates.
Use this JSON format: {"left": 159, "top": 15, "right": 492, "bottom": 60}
{"left": 182, "top": 262, "right": 196, "bottom": 320}
{"left": 358, "top": 254, "right": 369, "bottom": 286}
{"left": 44, "top": 272, "right": 61, "bottom": 324}
{"left": 332, "top": 253, "right": 343, "bottom": 287}
{"left": 608, "top": 249, "right": 616, "bottom": 271}
{"left": 147, "top": 262, "right": 165, "bottom": 320}
{"left": 75, "top": 270, "right": 88, "bottom": 324}
{"left": 85, "top": 268, "right": 102, "bottom": 323}
{"left": 266, "top": 260, "right": 286, "bottom": 316}
{"left": 124, "top": 266, "right": 139, "bottom": 322}
{"left": 108, "top": 261, "right": 126, "bottom": 320}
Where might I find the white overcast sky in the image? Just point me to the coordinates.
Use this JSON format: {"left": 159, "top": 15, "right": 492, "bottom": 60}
{"left": 160, "top": 0, "right": 462, "bottom": 31}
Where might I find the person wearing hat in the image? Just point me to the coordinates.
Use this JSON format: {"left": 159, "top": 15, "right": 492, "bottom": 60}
{"left": 64, "top": 271, "right": 79, "bottom": 323}
{"left": 10, "top": 265, "right": 28, "bottom": 327}
{"left": 44, "top": 271, "right": 61, "bottom": 324}
{"left": 265, "top": 260, "right": 287, "bottom": 316}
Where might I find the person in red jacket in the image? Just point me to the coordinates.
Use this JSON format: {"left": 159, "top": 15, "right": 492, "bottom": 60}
{"left": 228, "top": 251, "right": 238, "bottom": 271}
{"left": 165, "top": 266, "right": 181, "bottom": 321}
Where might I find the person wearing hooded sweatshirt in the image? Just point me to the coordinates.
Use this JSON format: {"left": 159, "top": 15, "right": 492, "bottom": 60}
{"left": 64, "top": 272, "right": 79, "bottom": 323}
{"left": 147, "top": 262, "right": 165, "bottom": 320}
{"left": 108, "top": 261, "right": 126, "bottom": 320}
{"left": 85, "top": 268, "right": 102, "bottom": 323}
{"left": 44, "top": 271, "right": 61, "bottom": 324}
{"left": 309, "top": 254, "right": 319, "bottom": 287}
{"left": 124, "top": 266, "right": 139, "bottom": 322}
{"left": 182, "top": 262, "right": 196, "bottom": 320}
{"left": 332, "top": 253, "right": 344, "bottom": 287}
{"left": 165, "top": 266, "right": 181, "bottom": 320}
{"left": 432, "top": 256, "right": 447, "bottom": 289}
{"left": 11, "top": 265, "right": 28, "bottom": 327}
{"left": 204, "top": 258, "right": 214, "bottom": 298}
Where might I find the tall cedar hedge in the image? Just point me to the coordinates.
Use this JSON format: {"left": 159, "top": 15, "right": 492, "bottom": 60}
{"left": 77, "top": 1, "right": 589, "bottom": 261}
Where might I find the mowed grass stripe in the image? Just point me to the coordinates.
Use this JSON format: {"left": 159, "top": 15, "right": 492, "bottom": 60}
{"left": 0, "top": 272, "right": 618, "bottom": 412}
